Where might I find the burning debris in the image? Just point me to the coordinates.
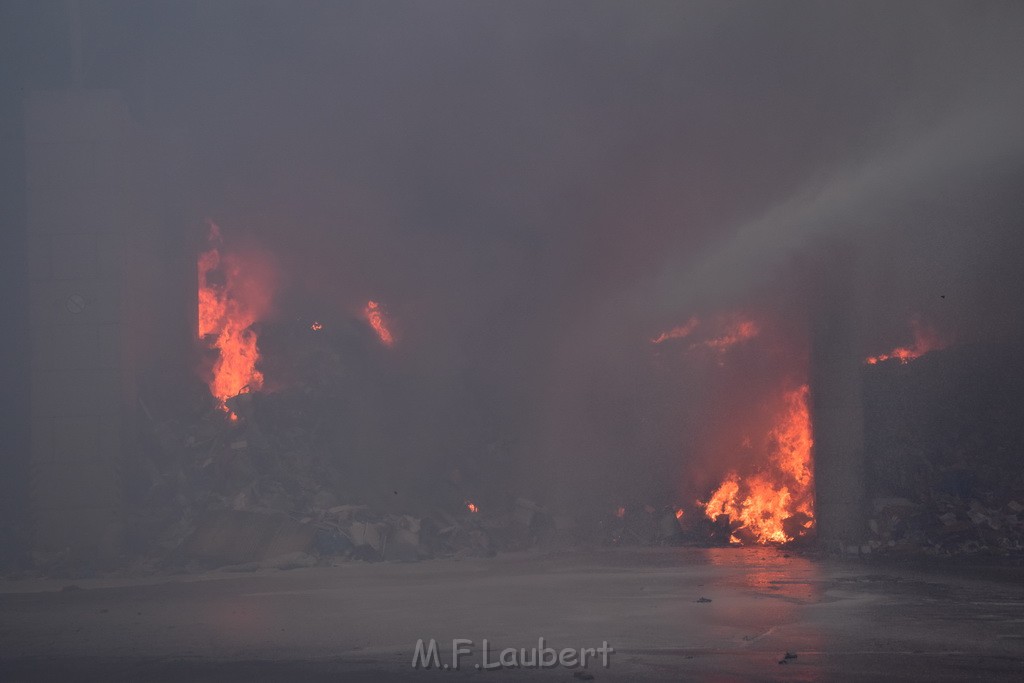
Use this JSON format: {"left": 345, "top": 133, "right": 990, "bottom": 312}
{"left": 702, "top": 385, "right": 815, "bottom": 544}
{"left": 80, "top": 228, "right": 1009, "bottom": 577}
{"left": 653, "top": 310, "right": 813, "bottom": 546}
{"left": 89, "top": 336, "right": 1024, "bottom": 576}
{"left": 115, "top": 278, "right": 566, "bottom": 570}
{"left": 866, "top": 317, "right": 946, "bottom": 365}
{"left": 197, "top": 221, "right": 276, "bottom": 416}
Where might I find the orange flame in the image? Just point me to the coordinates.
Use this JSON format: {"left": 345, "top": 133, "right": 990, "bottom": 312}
{"left": 692, "top": 318, "right": 760, "bottom": 352}
{"left": 866, "top": 319, "right": 945, "bottom": 365}
{"left": 310, "top": 321, "right": 323, "bottom": 332}
{"left": 364, "top": 300, "right": 394, "bottom": 347}
{"left": 465, "top": 500, "right": 479, "bottom": 514}
{"left": 675, "top": 508, "right": 685, "bottom": 520}
{"left": 651, "top": 316, "right": 700, "bottom": 344}
{"left": 197, "top": 221, "right": 274, "bottom": 414}
{"left": 703, "top": 385, "right": 814, "bottom": 544}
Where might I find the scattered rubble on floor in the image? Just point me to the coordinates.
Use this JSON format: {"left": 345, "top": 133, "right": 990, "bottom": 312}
{"left": 26, "top": 339, "right": 1022, "bottom": 577}
{"left": 865, "top": 495, "right": 1024, "bottom": 557}
{"left": 862, "top": 346, "right": 1024, "bottom": 558}
{"left": 115, "top": 360, "right": 731, "bottom": 574}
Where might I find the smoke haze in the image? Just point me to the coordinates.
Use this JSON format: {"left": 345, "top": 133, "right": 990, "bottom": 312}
{"left": 3, "top": 1, "right": 1024, "bottom": 517}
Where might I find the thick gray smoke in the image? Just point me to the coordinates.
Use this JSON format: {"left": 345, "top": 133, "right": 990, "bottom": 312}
{"left": 3, "top": 1, "right": 1024, "bottom": 516}
{"left": 644, "top": 102, "right": 1024, "bottom": 323}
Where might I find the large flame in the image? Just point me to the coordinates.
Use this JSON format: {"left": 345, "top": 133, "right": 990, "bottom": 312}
{"left": 703, "top": 385, "right": 814, "bottom": 544}
{"left": 866, "top": 318, "right": 944, "bottom": 365}
{"left": 364, "top": 300, "right": 395, "bottom": 347}
{"left": 197, "top": 221, "right": 274, "bottom": 414}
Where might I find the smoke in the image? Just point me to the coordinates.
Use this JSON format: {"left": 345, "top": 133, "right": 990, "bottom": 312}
{"left": 5, "top": 1, "right": 1024, "bottom": 513}
{"left": 643, "top": 100, "right": 1024, "bottom": 329}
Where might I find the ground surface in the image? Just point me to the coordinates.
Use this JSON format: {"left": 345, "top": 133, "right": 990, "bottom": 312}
{"left": 1, "top": 547, "right": 1022, "bottom": 681}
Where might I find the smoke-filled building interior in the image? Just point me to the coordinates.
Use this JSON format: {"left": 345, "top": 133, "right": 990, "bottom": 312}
{"left": 2, "top": 2, "right": 1023, "bottom": 681}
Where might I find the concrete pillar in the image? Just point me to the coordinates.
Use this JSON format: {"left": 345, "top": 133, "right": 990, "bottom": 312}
{"left": 809, "top": 248, "right": 867, "bottom": 548}
{"left": 25, "top": 90, "right": 139, "bottom": 560}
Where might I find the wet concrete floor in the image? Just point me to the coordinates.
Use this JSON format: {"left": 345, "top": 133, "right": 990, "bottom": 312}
{"left": 1, "top": 547, "right": 1022, "bottom": 681}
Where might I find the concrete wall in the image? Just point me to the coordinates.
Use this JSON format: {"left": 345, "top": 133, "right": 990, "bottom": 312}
{"left": 808, "top": 249, "right": 867, "bottom": 547}
{"left": 26, "top": 90, "right": 141, "bottom": 559}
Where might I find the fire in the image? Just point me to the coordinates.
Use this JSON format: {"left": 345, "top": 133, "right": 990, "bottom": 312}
{"left": 197, "top": 221, "right": 274, "bottom": 415}
{"left": 866, "top": 319, "right": 944, "bottom": 365}
{"left": 197, "top": 226, "right": 225, "bottom": 338}
{"left": 465, "top": 500, "right": 479, "bottom": 514}
{"left": 769, "top": 386, "right": 814, "bottom": 488}
{"left": 692, "top": 318, "right": 760, "bottom": 352}
{"left": 310, "top": 321, "right": 323, "bottom": 331}
{"left": 651, "top": 316, "right": 700, "bottom": 344}
{"left": 703, "top": 385, "right": 814, "bottom": 544}
{"left": 364, "top": 300, "right": 394, "bottom": 347}
{"left": 651, "top": 315, "right": 759, "bottom": 352}
{"left": 674, "top": 508, "right": 684, "bottom": 520}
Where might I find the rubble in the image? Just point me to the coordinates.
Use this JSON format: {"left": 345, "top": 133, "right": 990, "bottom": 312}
{"left": 124, "top": 370, "right": 594, "bottom": 570}
{"left": 864, "top": 495, "right": 1024, "bottom": 556}
{"left": 84, "top": 336, "right": 1022, "bottom": 574}
{"left": 861, "top": 344, "right": 1024, "bottom": 558}
{"left": 181, "top": 509, "right": 317, "bottom": 566}
{"left": 123, "top": 325, "right": 759, "bottom": 571}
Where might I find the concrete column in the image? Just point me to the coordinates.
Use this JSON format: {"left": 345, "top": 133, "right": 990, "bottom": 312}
{"left": 809, "top": 248, "right": 867, "bottom": 548}
{"left": 25, "top": 90, "right": 138, "bottom": 560}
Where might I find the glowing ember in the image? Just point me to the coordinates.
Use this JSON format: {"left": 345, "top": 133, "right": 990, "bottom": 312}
{"left": 651, "top": 316, "right": 700, "bottom": 344}
{"left": 310, "top": 321, "right": 323, "bottom": 331}
{"left": 674, "top": 508, "right": 685, "bottom": 520}
{"left": 465, "top": 500, "right": 479, "bottom": 514}
{"left": 703, "top": 385, "right": 814, "bottom": 544}
{"left": 364, "top": 300, "right": 395, "bottom": 347}
{"left": 197, "top": 221, "right": 274, "bottom": 415}
{"left": 692, "top": 318, "right": 760, "bottom": 352}
{"left": 866, "top": 319, "right": 945, "bottom": 365}
{"left": 615, "top": 506, "right": 626, "bottom": 519}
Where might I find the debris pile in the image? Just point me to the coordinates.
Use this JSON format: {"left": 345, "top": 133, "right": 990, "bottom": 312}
{"left": 49, "top": 331, "right": 1022, "bottom": 573}
{"left": 865, "top": 496, "right": 1024, "bottom": 556}
{"left": 130, "top": 380, "right": 561, "bottom": 568}
{"left": 862, "top": 344, "right": 1024, "bottom": 557}
{"left": 124, "top": 319, "right": 744, "bottom": 573}
{"left": 115, "top": 319, "right": 488, "bottom": 567}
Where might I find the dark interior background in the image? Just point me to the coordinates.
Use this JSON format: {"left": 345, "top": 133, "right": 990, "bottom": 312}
{"left": 3, "top": 1, "right": 1024, "bottom": 558}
